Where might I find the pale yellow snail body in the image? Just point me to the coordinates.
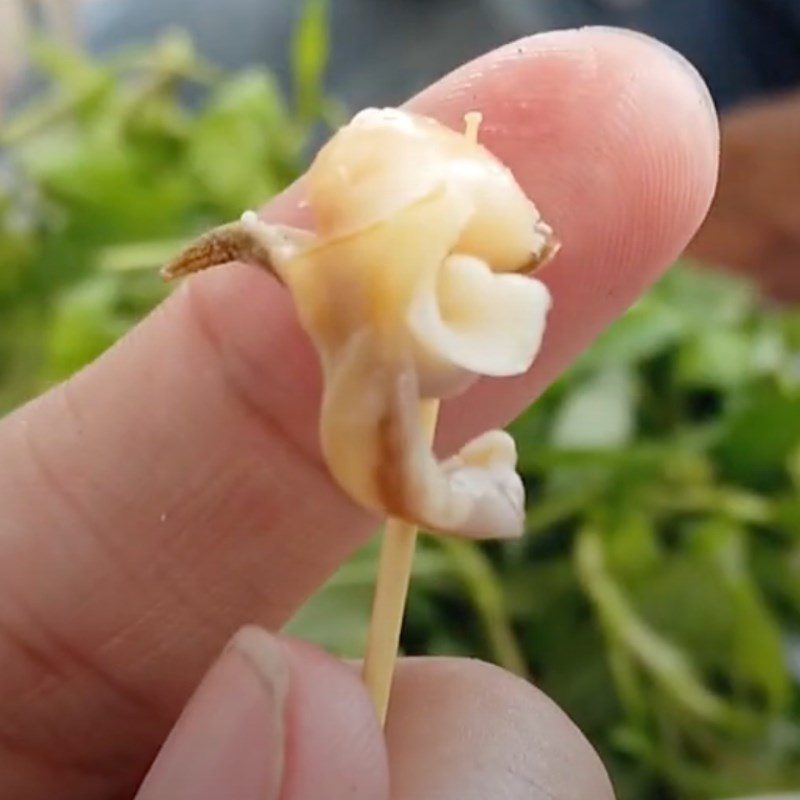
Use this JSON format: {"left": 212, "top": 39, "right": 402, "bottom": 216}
{"left": 165, "top": 108, "right": 557, "bottom": 539}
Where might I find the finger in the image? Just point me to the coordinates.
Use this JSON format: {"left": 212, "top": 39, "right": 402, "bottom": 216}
{"left": 0, "top": 27, "right": 716, "bottom": 798}
{"left": 386, "top": 657, "right": 614, "bottom": 799}
{"left": 136, "top": 626, "right": 387, "bottom": 800}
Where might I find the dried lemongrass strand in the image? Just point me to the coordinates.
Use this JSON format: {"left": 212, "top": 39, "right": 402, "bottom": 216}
{"left": 163, "top": 107, "right": 557, "bottom": 540}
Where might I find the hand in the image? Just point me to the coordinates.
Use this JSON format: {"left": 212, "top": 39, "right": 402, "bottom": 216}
{"left": 688, "top": 91, "right": 800, "bottom": 299}
{"left": 0, "top": 27, "right": 717, "bottom": 799}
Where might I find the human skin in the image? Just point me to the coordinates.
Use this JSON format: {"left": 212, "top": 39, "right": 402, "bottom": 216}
{"left": 0, "top": 27, "right": 718, "bottom": 799}
{"left": 688, "top": 90, "right": 800, "bottom": 300}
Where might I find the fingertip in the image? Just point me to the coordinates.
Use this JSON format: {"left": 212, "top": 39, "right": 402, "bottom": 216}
{"left": 135, "top": 626, "right": 289, "bottom": 800}
{"left": 278, "top": 635, "right": 389, "bottom": 800}
{"left": 573, "top": 24, "right": 719, "bottom": 263}
{"left": 423, "top": 24, "right": 719, "bottom": 273}
{"left": 581, "top": 25, "right": 718, "bottom": 139}
{"left": 135, "top": 626, "right": 388, "bottom": 800}
{"left": 428, "top": 26, "right": 720, "bottom": 442}
{"left": 387, "top": 657, "right": 614, "bottom": 800}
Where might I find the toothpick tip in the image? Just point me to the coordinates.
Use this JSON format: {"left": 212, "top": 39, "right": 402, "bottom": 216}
{"left": 464, "top": 111, "right": 483, "bottom": 143}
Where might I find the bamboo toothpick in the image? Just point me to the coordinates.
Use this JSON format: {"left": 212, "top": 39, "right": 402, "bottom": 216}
{"left": 362, "top": 399, "right": 439, "bottom": 724}
{"left": 362, "top": 111, "right": 483, "bottom": 725}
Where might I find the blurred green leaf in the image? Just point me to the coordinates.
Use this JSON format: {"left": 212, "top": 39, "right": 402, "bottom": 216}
{"left": 284, "top": 574, "right": 373, "bottom": 657}
{"left": 575, "top": 527, "right": 738, "bottom": 726}
{"left": 690, "top": 520, "right": 790, "bottom": 713}
{"left": 551, "top": 367, "right": 637, "bottom": 449}
{"left": 715, "top": 383, "right": 800, "bottom": 489}
{"left": 582, "top": 294, "right": 686, "bottom": 367}
{"left": 292, "top": 0, "right": 329, "bottom": 122}
{"left": 659, "top": 264, "right": 757, "bottom": 329}
{"left": 437, "top": 537, "right": 528, "bottom": 676}
{"left": 676, "top": 329, "right": 754, "bottom": 389}
{"left": 44, "top": 276, "right": 128, "bottom": 380}
{"left": 187, "top": 72, "right": 298, "bottom": 216}
{"left": 0, "top": 21, "right": 329, "bottom": 412}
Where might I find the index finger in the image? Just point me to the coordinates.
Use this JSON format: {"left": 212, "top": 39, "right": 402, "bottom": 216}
{"left": 0, "top": 27, "right": 717, "bottom": 798}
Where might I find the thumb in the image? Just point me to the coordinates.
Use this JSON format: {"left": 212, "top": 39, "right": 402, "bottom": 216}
{"left": 135, "top": 627, "right": 388, "bottom": 800}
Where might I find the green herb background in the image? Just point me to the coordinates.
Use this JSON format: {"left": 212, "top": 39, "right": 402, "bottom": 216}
{"left": 1, "top": 7, "right": 799, "bottom": 798}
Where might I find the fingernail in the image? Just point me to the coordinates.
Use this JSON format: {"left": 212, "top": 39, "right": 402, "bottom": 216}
{"left": 135, "top": 626, "right": 288, "bottom": 800}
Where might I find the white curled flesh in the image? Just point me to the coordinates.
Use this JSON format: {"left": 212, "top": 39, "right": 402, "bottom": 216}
{"left": 163, "top": 107, "right": 557, "bottom": 539}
